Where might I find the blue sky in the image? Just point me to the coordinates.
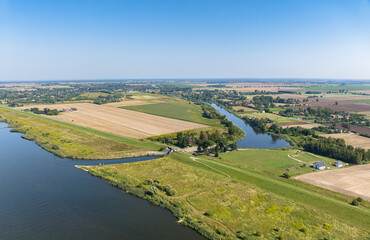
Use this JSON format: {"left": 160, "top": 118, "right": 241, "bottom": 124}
{"left": 1, "top": 0, "right": 370, "bottom": 81}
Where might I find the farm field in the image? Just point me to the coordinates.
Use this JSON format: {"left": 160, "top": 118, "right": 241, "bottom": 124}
{"left": 105, "top": 99, "right": 157, "bottom": 107}
{"left": 276, "top": 122, "right": 321, "bottom": 129}
{"left": 0, "top": 106, "right": 163, "bottom": 159}
{"left": 294, "top": 164, "right": 370, "bottom": 201}
{"left": 219, "top": 149, "right": 337, "bottom": 177}
{"left": 81, "top": 151, "right": 370, "bottom": 239}
{"left": 121, "top": 98, "right": 223, "bottom": 127}
{"left": 240, "top": 112, "right": 302, "bottom": 123}
{"left": 17, "top": 103, "right": 207, "bottom": 139}
{"left": 301, "top": 84, "right": 370, "bottom": 91}
{"left": 351, "top": 99, "right": 370, "bottom": 103}
{"left": 322, "top": 133, "right": 370, "bottom": 150}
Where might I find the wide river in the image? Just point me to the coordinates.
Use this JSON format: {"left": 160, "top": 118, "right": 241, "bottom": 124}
{"left": 0, "top": 122, "right": 205, "bottom": 240}
{"left": 210, "top": 104, "right": 291, "bottom": 149}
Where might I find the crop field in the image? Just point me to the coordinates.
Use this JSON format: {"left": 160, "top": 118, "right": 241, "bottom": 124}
{"left": 240, "top": 112, "right": 302, "bottom": 123}
{"left": 294, "top": 164, "right": 370, "bottom": 201}
{"left": 0, "top": 106, "right": 163, "bottom": 159}
{"left": 121, "top": 98, "right": 222, "bottom": 127}
{"left": 81, "top": 152, "right": 370, "bottom": 239}
{"left": 105, "top": 100, "right": 157, "bottom": 107}
{"left": 351, "top": 99, "right": 370, "bottom": 103}
{"left": 302, "top": 84, "right": 370, "bottom": 91}
{"left": 219, "top": 149, "right": 336, "bottom": 177}
{"left": 322, "top": 133, "right": 370, "bottom": 150}
{"left": 17, "top": 103, "right": 207, "bottom": 139}
{"left": 277, "top": 122, "right": 321, "bottom": 129}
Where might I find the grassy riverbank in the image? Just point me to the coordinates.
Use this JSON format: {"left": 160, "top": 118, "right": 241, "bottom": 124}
{"left": 0, "top": 106, "right": 164, "bottom": 159}
{"left": 80, "top": 151, "right": 370, "bottom": 240}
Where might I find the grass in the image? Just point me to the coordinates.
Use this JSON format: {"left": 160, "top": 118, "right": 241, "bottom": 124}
{"left": 219, "top": 149, "right": 337, "bottom": 177}
{"left": 81, "top": 151, "right": 370, "bottom": 240}
{"left": 0, "top": 106, "right": 164, "bottom": 159}
{"left": 351, "top": 99, "right": 370, "bottom": 103}
{"left": 121, "top": 98, "right": 223, "bottom": 127}
{"left": 239, "top": 112, "right": 302, "bottom": 123}
{"left": 302, "top": 84, "right": 370, "bottom": 91}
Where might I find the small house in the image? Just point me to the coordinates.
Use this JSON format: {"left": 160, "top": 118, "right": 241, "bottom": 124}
{"left": 334, "top": 161, "right": 344, "bottom": 168}
{"left": 313, "top": 161, "right": 326, "bottom": 170}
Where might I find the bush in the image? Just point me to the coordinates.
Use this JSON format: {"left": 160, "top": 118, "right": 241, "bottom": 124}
{"left": 236, "top": 230, "right": 249, "bottom": 239}
{"left": 51, "top": 144, "right": 59, "bottom": 150}
{"left": 143, "top": 179, "right": 153, "bottom": 185}
{"left": 253, "top": 231, "right": 261, "bottom": 237}
{"left": 323, "top": 223, "right": 332, "bottom": 230}
{"left": 204, "top": 210, "right": 213, "bottom": 217}
{"left": 351, "top": 199, "right": 360, "bottom": 206}
{"left": 281, "top": 172, "right": 291, "bottom": 178}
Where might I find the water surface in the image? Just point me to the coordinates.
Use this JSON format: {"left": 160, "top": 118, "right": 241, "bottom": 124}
{"left": 0, "top": 122, "right": 204, "bottom": 240}
{"left": 210, "top": 104, "right": 291, "bottom": 149}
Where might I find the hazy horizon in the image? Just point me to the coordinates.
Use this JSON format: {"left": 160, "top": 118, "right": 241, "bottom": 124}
{"left": 1, "top": 0, "right": 370, "bottom": 81}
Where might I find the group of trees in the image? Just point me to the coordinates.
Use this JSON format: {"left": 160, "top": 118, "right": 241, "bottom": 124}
{"left": 29, "top": 107, "right": 59, "bottom": 115}
{"left": 251, "top": 96, "right": 298, "bottom": 109}
{"left": 93, "top": 93, "right": 123, "bottom": 104}
{"left": 303, "top": 137, "right": 369, "bottom": 164}
{"left": 279, "top": 107, "right": 369, "bottom": 126}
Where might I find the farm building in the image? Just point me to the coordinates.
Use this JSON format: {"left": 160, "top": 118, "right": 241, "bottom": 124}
{"left": 334, "top": 161, "right": 344, "bottom": 168}
{"left": 313, "top": 161, "right": 326, "bottom": 170}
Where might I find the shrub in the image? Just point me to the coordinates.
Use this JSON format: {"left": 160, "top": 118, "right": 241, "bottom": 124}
{"left": 254, "top": 231, "right": 262, "bottom": 237}
{"left": 204, "top": 210, "right": 213, "bottom": 217}
{"left": 281, "top": 172, "right": 291, "bottom": 178}
{"left": 143, "top": 179, "right": 153, "bottom": 185}
{"left": 216, "top": 229, "right": 226, "bottom": 236}
{"left": 323, "top": 223, "right": 332, "bottom": 230}
{"left": 51, "top": 144, "right": 59, "bottom": 150}
{"left": 351, "top": 199, "right": 360, "bottom": 206}
{"left": 236, "top": 230, "right": 249, "bottom": 239}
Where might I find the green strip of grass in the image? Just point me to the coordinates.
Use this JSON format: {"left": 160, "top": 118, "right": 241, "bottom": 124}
{"left": 1, "top": 106, "right": 162, "bottom": 150}
{"left": 121, "top": 101, "right": 222, "bottom": 127}
{"left": 187, "top": 156, "right": 370, "bottom": 228}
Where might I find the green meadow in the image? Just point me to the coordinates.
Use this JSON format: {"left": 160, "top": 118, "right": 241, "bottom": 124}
{"left": 81, "top": 151, "right": 370, "bottom": 240}
{"left": 121, "top": 98, "right": 223, "bottom": 127}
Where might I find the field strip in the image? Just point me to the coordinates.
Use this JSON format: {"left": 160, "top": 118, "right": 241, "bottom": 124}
{"left": 188, "top": 157, "right": 370, "bottom": 227}
{"left": 17, "top": 103, "right": 207, "bottom": 139}
{"left": 287, "top": 154, "right": 304, "bottom": 163}
{"left": 307, "top": 152, "right": 326, "bottom": 160}
{"left": 190, "top": 157, "right": 231, "bottom": 178}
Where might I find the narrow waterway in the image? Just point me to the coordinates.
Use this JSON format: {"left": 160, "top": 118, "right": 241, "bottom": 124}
{"left": 210, "top": 104, "right": 291, "bottom": 149}
{"left": 0, "top": 122, "right": 205, "bottom": 240}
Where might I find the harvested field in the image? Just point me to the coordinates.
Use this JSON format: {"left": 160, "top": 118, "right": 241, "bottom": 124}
{"left": 105, "top": 100, "right": 157, "bottom": 107}
{"left": 322, "top": 133, "right": 370, "bottom": 150}
{"left": 277, "top": 122, "right": 321, "bottom": 129}
{"left": 297, "top": 97, "right": 370, "bottom": 112}
{"left": 17, "top": 103, "right": 207, "bottom": 139}
{"left": 294, "top": 164, "right": 370, "bottom": 201}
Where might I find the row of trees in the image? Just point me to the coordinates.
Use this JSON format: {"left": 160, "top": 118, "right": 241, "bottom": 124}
{"left": 303, "top": 137, "right": 369, "bottom": 164}
{"left": 29, "top": 107, "right": 59, "bottom": 115}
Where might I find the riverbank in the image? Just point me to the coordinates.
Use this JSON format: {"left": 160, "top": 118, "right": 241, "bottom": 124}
{"left": 0, "top": 106, "right": 165, "bottom": 159}
{"left": 80, "top": 151, "right": 370, "bottom": 240}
